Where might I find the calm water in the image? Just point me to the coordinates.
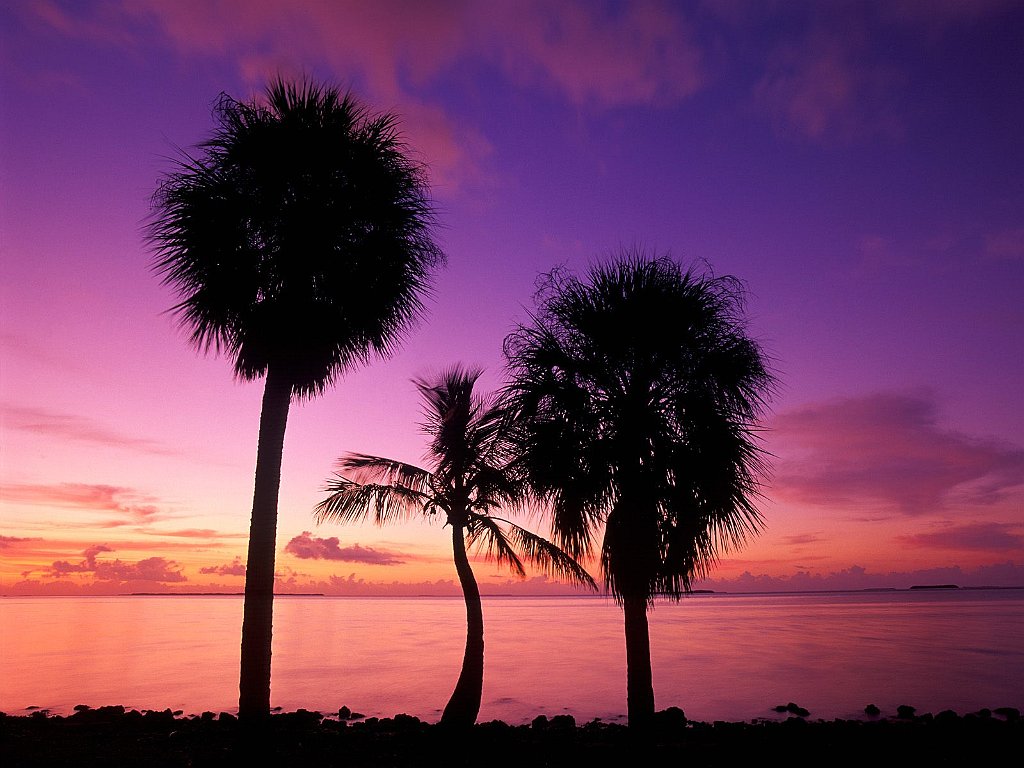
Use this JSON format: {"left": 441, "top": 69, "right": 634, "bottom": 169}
{"left": 2, "top": 590, "right": 1022, "bottom": 723}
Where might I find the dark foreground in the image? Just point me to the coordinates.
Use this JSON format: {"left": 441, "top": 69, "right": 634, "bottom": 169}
{"left": 3, "top": 706, "right": 1021, "bottom": 767}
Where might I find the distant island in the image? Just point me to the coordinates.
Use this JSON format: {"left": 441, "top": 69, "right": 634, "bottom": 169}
{"left": 129, "top": 593, "right": 326, "bottom": 597}
{"left": 909, "top": 584, "right": 959, "bottom": 590}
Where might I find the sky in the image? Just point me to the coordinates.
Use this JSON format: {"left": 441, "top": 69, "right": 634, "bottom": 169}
{"left": 2, "top": 0, "right": 1022, "bottom": 596}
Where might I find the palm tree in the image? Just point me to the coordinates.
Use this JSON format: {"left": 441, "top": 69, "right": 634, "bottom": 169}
{"left": 315, "top": 366, "right": 596, "bottom": 727}
{"left": 503, "top": 252, "right": 774, "bottom": 729}
{"left": 148, "top": 78, "right": 444, "bottom": 722}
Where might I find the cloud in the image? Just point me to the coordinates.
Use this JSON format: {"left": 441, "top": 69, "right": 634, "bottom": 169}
{"left": 2, "top": 404, "right": 175, "bottom": 455}
{"left": 695, "top": 561, "right": 1024, "bottom": 592}
{"left": 754, "top": 23, "right": 903, "bottom": 142}
{"left": 284, "top": 531, "right": 405, "bottom": 565}
{"left": 22, "top": 1, "right": 704, "bottom": 190}
{"left": 47, "top": 544, "right": 113, "bottom": 574}
{"left": 782, "top": 533, "right": 825, "bottom": 546}
{"left": 898, "top": 522, "right": 1024, "bottom": 552}
{"left": 1, "top": 482, "right": 166, "bottom": 524}
{"left": 139, "top": 528, "right": 246, "bottom": 539}
{"left": 492, "top": 1, "right": 703, "bottom": 108}
{"left": 985, "top": 227, "right": 1024, "bottom": 261}
{"left": 115, "top": 0, "right": 703, "bottom": 108}
{"left": 200, "top": 557, "right": 246, "bottom": 576}
{"left": 0, "top": 535, "right": 40, "bottom": 548}
{"left": 747, "top": 1, "right": 1017, "bottom": 142}
{"left": 880, "top": 0, "right": 1020, "bottom": 33}
{"left": 771, "top": 391, "right": 1024, "bottom": 515}
{"left": 42, "top": 544, "right": 186, "bottom": 583}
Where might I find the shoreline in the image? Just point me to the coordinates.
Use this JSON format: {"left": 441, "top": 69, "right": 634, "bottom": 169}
{"left": 3, "top": 705, "right": 1021, "bottom": 767}
{"left": 4, "top": 585, "right": 1024, "bottom": 599}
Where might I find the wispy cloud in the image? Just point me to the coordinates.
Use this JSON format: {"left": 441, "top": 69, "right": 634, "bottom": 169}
{"left": 3, "top": 404, "right": 175, "bottom": 455}
{"left": 898, "top": 522, "right": 1024, "bottom": 552}
{"left": 21, "top": 1, "right": 704, "bottom": 190}
{"left": 200, "top": 557, "right": 246, "bottom": 576}
{"left": 0, "top": 535, "right": 41, "bottom": 548}
{"left": 2, "top": 482, "right": 167, "bottom": 524}
{"left": 985, "top": 227, "right": 1024, "bottom": 261}
{"left": 754, "top": 23, "right": 903, "bottom": 142}
{"left": 494, "top": 1, "right": 702, "bottom": 108}
{"left": 138, "top": 528, "right": 247, "bottom": 539}
{"left": 284, "top": 531, "right": 405, "bottom": 565}
{"left": 880, "top": 0, "right": 1020, "bottom": 33}
{"left": 782, "top": 533, "right": 825, "bottom": 546}
{"left": 771, "top": 391, "right": 1024, "bottom": 515}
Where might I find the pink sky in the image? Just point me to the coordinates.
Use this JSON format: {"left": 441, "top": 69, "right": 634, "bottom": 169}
{"left": 2, "top": 1, "right": 1022, "bottom": 595}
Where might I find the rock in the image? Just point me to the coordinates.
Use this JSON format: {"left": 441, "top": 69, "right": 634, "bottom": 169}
{"left": 773, "top": 702, "right": 809, "bottom": 717}
{"left": 143, "top": 709, "right": 175, "bottom": 723}
{"left": 549, "top": 714, "right": 576, "bottom": 730}
{"left": 272, "top": 709, "right": 323, "bottom": 729}
{"left": 785, "top": 702, "right": 810, "bottom": 717}
{"left": 864, "top": 704, "right": 880, "bottom": 717}
{"left": 654, "top": 706, "right": 687, "bottom": 729}
{"left": 391, "top": 713, "right": 420, "bottom": 730}
{"left": 478, "top": 719, "right": 512, "bottom": 734}
{"left": 531, "top": 714, "right": 549, "bottom": 730}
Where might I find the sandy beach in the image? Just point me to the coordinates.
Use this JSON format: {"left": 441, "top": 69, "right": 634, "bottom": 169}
{"left": 3, "top": 705, "right": 1020, "bottom": 767}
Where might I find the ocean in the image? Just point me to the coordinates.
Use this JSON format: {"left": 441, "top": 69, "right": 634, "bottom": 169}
{"left": 2, "top": 589, "right": 1021, "bottom": 723}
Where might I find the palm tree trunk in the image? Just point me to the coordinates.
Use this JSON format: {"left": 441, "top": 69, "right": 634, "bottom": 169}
{"left": 440, "top": 523, "right": 483, "bottom": 727}
{"left": 238, "top": 364, "right": 292, "bottom": 722}
{"left": 623, "top": 593, "right": 655, "bottom": 729}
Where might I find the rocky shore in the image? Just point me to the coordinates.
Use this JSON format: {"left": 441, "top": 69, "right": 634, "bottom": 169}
{"left": 3, "top": 704, "right": 1020, "bottom": 767}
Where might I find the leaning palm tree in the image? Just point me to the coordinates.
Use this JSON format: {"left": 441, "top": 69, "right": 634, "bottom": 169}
{"left": 148, "top": 78, "right": 443, "bottom": 722}
{"left": 503, "top": 252, "right": 774, "bottom": 729}
{"left": 315, "top": 366, "right": 596, "bottom": 727}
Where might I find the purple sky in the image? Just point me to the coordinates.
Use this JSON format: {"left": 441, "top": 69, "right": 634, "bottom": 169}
{"left": 2, "top": 1, "right": 1022, "bottom": 594}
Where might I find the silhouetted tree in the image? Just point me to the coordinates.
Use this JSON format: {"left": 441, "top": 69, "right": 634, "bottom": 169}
{"left": 503, "top": 252, "right": 774, "bottom": 728}
{"left": 315, "top": 366, "right": 596, "bottom": 727}
{"left": 149, "top": 78, "right": 443, "bottom": 722}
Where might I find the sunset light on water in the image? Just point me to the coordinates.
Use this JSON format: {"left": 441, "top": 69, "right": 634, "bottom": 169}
{"left": 4, "top": 592, "right": 1022, "bottom": 722}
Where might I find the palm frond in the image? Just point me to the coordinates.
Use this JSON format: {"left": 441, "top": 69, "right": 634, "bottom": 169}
{"left": 465, "top": 514, "right": 526, "bottom": 578}
{"left": 338, "top": 453, "right": 433, "bottom": 492}
{"left": 315, "top": 476, "right": 432, "bottom": 525}
{"left": 496, "top": 518, "right": 598, "bottom": 590}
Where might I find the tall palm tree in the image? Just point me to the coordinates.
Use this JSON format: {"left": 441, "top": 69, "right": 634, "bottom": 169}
{"left": 503, "top": 252, "right": 774, "bottom": 729}
{"left": 315, "top": 366, "right": 596, "bottom": 727}
{"left": 148, "top": 78, "right": 444, "bottom": 722}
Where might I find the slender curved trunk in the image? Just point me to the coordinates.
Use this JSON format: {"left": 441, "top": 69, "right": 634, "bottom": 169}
{"left": 238, "top": 365, "right": 291, "bottom": 723}
{"left": 440, "top": 523, "right": 483, "bottom": 727}
{"left": 623, "top": 593, "right": 655, "bottom": 729}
